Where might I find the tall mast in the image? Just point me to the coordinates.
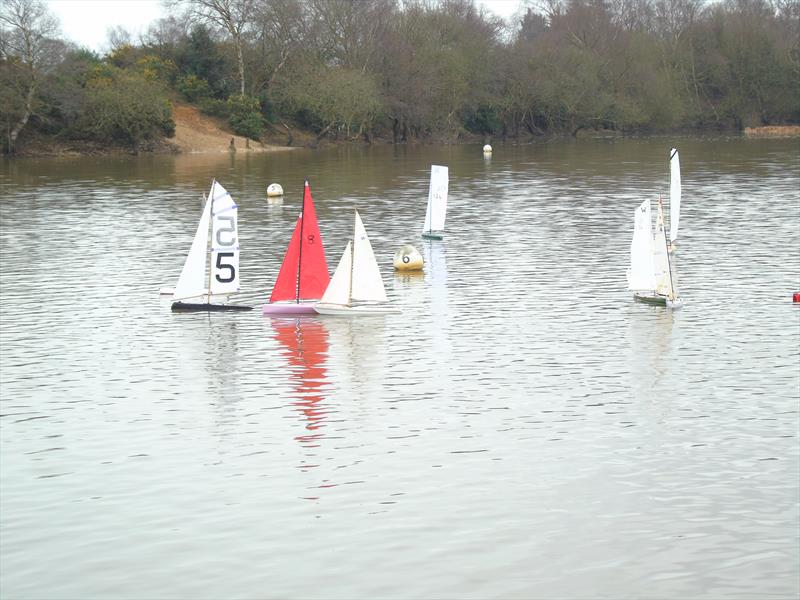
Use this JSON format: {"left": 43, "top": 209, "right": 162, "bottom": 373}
{"left": 206, "top": 179, "right": 215, "bottom": 306}
{"left": 348, "top": 212, "right": 356, "bottom": 306}
{"left": 659, "top": 196, "right": 677, "bottom": 301}
{"left": 294, "top": 181, "right": 307, "bottom": 304}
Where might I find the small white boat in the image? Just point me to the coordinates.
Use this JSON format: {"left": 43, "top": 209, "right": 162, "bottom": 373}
{"left": 627, "top": 149, "right": 683, "bottom": 308}
{"left": 263, "top": 181, "right": 329, "bottom": 315}
{"left": 315, "top": 211, "right": 399, "bottom": 315}
{"left": 171, "top": 180, "right": 252, "bottom": 311}
{"left": 421, "top": 165, "right": 448, "bottom": 240}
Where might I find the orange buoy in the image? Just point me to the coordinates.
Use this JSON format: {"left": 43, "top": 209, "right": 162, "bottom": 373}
{"left": 793, "top": 292, "right": 800, "bottom": 303}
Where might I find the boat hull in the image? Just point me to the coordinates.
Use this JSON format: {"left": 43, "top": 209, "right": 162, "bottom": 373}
{"left": 171, "top": 302, "right": 252, "bottom": 312}
{"left": 314, "top": 302, "right": 399, "bottom": 315}
{"left": 262, "top": 302, "right": 318, "bottom": 315}
{"left": 422, "top": 232, "right": 443, "bottom": 240}
{"left": 633, "top": 292, "right": 683, "bottom": 309}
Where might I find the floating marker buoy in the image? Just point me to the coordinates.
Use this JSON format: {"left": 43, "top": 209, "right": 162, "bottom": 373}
{"left": 483, "top": 144, "right": 492, "bottom": 154}
{"left": 266, "top": 183, "right": 283, "bottom": 197}
{"left": 393, "top": 244, "right": 424, "bottom": 271}
{"left": 793, "top": 292, "right": 800, "bottom": 303}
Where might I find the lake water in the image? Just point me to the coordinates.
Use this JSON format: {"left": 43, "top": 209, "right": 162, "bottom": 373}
{"left": 1, "top": 137, "right": 798, "bottom": 599}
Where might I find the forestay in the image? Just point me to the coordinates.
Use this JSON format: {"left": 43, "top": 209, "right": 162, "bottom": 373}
{"left": 422, "top": 165, "right": 448, "bottom": 234}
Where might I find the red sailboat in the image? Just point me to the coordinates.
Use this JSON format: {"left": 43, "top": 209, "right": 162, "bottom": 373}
{"left": 262, "top": 181, "right": 330, "bottom": 314}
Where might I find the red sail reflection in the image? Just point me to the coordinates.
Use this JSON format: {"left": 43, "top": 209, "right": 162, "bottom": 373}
{"left": 271, "top": 317, "right": 329, "bottom": 449}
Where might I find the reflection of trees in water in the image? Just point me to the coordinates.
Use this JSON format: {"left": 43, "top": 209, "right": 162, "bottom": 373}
{"left": 270, "top": 317, "right": 330, "bottom": 449}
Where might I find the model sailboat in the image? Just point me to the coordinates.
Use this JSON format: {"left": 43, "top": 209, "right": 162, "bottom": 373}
{"left": 315, "top": 211, "right": 399, "bottom": 315}
{"left": 171, "top": 180, "right": 252, "bottom": 311}
{"left": 263, "top": 181, "right": 330, "bottom": 315}
{"left": 422, "top": 165, "right": 448, "bottom": 240}
{"left": 627, "top": 149, "right": 683, "bottom": 308}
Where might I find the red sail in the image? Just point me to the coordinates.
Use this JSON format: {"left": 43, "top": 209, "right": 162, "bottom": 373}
{"left": 269, "top": 182, "right": 329, "bottom": 303}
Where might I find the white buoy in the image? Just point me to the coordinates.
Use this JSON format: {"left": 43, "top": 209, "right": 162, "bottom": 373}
{"left": 266, "top": 183, "right": 283, "bottom": 197}
{"left": 393, "top": 244, "right": 424, "bottom": 271}
{"left": 483, "top": 144, "right": 492, "bottom": 154}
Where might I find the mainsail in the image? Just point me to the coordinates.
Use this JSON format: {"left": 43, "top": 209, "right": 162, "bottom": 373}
{"left": 669, "top": 148, "right": 681, "bottom": 243}
{"left": 210, "top": 181, "right": 240, "bottom": 296}
{"left": 422, "top": 165, "right": 448, "bottom": 234}
{"left": 270, "top": 182, "right": 329, "bottom": 303}
{"left": 628, "top": 199, "right": 657, "bottom": 291}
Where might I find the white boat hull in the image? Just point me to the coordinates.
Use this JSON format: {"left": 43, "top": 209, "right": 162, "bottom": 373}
{"left": 314, "top": 302, "right": 399, "bottom": 315}
{"left": 262, "top": 301, "right": 318, "bottom": 315}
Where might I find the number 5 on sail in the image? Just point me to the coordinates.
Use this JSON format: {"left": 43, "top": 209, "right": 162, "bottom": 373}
{"left": 171, "top": 179, "right": 252, "bottom": 311}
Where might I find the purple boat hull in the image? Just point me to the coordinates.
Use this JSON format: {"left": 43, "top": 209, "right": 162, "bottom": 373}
{"left": 262, "top": 302, "right": 318, "bottom": 315}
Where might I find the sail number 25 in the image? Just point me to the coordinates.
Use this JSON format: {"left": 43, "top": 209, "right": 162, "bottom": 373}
{"left": 215, "top": 215, "right": 237, "bottom": 283}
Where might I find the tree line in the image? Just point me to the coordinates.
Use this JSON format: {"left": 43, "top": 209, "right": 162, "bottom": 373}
{"left": 1, "top": 0, "right": 798, "bottom": 153}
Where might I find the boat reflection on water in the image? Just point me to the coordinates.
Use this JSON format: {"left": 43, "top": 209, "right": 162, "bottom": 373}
{"left": 627, "top": 307, "right": 675, "bottom": 394}
{"left": 270, "top": 317, "right": 330, "bottom": 448}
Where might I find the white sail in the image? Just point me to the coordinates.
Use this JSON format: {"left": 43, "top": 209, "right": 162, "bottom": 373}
{"left": 628, "top": 199, "right": 657, "bottom": 291}
{"left": 669, "top": 148, "right": 681, "bottom": 243}
{"left": 173, "top": 189, "right": 213, "bottom": 301}
{"left": 320, "top": 241, "right": 353, "bottom": 306}
{"left": 209, "top": 181, "right": 240, "bottom": 295}
{"left": 653, "top": 200, "right": 674, "bottom": 298}
{"left": 352, "top": 211, "right": 388, "bottom": 302}
{"left": 422, "top": 165, "right": 448, "bottom": 233}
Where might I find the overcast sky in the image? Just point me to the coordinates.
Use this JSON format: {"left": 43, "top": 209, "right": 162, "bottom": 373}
{"left": 46, "top": 0, "right": 525, "bottom": 53}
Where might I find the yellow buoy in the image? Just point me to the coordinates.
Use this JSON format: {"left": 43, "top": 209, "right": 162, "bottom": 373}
{"left": 266, "top": 183, "right": 284, "bottom": 197}
{"left": 483, "top": 144, "right": 492, "bottom": 154}
{"left": 393, "top": 244, "right": 424, "bottom": 271}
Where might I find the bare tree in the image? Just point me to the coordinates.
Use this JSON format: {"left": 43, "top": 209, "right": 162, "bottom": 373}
{"left": 251, "top": 0, "right": 307, "bottom": 94}
{"left": 307, "top": 0, "right": 395, "bottom": 71}
{"left": 170, "top": 0, "right": 255, "bottom": 95}
{"left": 0, "top": 0, "right": 60, "bottom": 152}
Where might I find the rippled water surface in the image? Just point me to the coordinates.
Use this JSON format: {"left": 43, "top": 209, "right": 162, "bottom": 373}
{"left": 1, "top": 138, "right": 799, "bottom": 599}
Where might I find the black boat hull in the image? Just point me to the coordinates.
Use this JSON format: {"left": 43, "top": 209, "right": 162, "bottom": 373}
{"left": 171, "top": 302, "right": 252, "bottom": 312}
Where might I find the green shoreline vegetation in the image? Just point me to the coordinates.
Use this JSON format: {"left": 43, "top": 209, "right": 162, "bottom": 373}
{"left": 1, "top": 0, "right": 798, "bottom": 156}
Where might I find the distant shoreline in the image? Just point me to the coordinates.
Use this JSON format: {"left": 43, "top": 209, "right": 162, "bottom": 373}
{"left": 743, "top": 125, "right": 800, "bottom": 138}
{"left": 9, "top": 118, "right": 800, "bottom": 159}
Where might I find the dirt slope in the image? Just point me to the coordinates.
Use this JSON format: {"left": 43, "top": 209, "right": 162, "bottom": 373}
{"left": 171, "top": 103, "right": 293, "bottom": 153}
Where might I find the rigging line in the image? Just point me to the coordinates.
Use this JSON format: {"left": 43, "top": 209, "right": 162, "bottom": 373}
{"left": 295, "top": 182, "right": 306, "bottom": 304}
